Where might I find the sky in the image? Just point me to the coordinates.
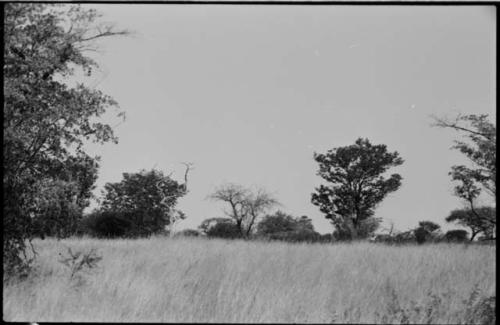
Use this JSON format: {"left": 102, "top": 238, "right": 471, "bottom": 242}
{"left": 80, "top": 5, "right": 496, "bottom": 234}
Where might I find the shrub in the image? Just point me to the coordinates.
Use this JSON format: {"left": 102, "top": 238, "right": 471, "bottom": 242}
{"left": 82, "top": 211, "right": 135, "bottom": 238}
{"left": 266, "top": 229, "right": 321, "bottom": 243}
{"left": 204, "top": 221, "right": 241, "bottom": 239}
{"left": 444, "top": 229, "right": 469, "bottom": 242}
{"left": 174, "top": 229, "right": 201, "bottom": 237}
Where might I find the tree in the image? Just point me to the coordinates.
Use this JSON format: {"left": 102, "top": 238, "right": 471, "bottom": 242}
{"left": 30, "top": 153, "right": 99, "bottom": 238}
{"left": 311, "top": 138, "right": 404, "bottom": 240}
{"left": 433, "top": 114, "right": 496, "bottom": 235}
{"left": 256, "top": 211, "right": 314, "bottom": 236}
{"left": 3, "top": 4, "right": 127, "bottom": 275}
{"left": 446, "top": 207, "right": 495, "bottom": 241}
{"left": 413, "top": 221, "right": 442, "bottom": 244}
{"left": 208, "top": 183, "right": 278, "bottom": 237}
{"left": 99, "top": 169, "right": 188, "bottom": 236}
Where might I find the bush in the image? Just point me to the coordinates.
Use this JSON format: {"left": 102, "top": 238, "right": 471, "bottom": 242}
{"left": 174, "top": 229, "right": 201, "bottom": 237}
{"left": 444, "top": 229, "right": 469, "bottom": 242}
{"left": 205, "top": 221, "right": 241, "bottom": 239}
{"left": 266, "top": 229, "right": 321, "bottom": 243}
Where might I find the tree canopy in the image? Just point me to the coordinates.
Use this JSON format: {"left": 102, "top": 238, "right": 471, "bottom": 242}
{"left": 311, "top": 138, "right": 403, "bottom": 239}
{"left": 3, "top": 3, "right": 127, "bottom": 274}
{"left": 433, "top": 114, "right": 496, "bottom": 238}
{"left": 99, "top": 169, "right": 187, "bottom": 236}
{"left": 446, "top": 207, "right": 495, "bottom": 241}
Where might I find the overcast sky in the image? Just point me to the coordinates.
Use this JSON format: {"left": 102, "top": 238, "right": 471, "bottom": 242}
{"left": 81, "top": 5, "right": 495, "bottom": 234}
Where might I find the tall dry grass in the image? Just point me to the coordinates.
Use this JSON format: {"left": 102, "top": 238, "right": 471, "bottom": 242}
{"left": 3, "top": 237, "right": 496, "bottom": 323}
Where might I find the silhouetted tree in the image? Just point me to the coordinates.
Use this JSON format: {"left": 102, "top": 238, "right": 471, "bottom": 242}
{"left": 312, "top": 138, "right": 403, "bottom": 240}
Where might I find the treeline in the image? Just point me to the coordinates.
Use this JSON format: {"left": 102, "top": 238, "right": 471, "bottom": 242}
{"left": 3, "top": 4, "right": 495, "bottom": 278}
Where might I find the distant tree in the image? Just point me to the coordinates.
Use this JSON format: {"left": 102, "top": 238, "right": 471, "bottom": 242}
{"left": 208, "top": 183, "right": 278, "bottom": 237}
{"left": 444, "top": 229, "right": 469, "bottom": 243}
{"left": 433, "top": 114, "right": 496, "bottom": 236}
{"left": 256, "top": 211, "right": 314, "bottom": 236}
{"left": 413, "top": 221, "right": 442, "bottom": 244}
{"left": 199, "top": 218, "right": 241, "bottom": 239}
{"left": 99, "top": 169, "right": 188, "bottom": 236}
{"left": 418, "top": 221, "right": 441, "bottom": 233}
{"left": 3, "top": 3, "right": 127, "bottom": 274}
{"left": 312, "top": 138, "right": 403, "bottom": 240}
{"left": 445, "top": 207, "right": 495, "bottom": 241}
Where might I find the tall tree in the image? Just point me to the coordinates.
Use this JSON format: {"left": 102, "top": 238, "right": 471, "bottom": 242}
{"left": 433, "top": 114, "right": 496, "bottom": 236}
{"left": 208, "top": 183, "right": 278, "bottom": 237}
{"left": 311, "top": 138, "right": 404, "bottom": 240}
{"left": 3, "top": 4, "right": 127, "bottom": 274}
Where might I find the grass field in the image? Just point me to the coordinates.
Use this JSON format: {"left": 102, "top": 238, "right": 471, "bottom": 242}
{"left": 3, "top": 237, "right": 496, "bottom": 323}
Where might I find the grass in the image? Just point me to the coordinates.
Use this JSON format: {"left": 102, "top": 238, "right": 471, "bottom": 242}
{"left": 3, "top": 237, "right": 496, "bottom": 323}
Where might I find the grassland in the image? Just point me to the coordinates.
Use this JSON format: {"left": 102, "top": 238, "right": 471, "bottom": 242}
{"left": 3, "top": 237, "right": 496, "bottom": 323}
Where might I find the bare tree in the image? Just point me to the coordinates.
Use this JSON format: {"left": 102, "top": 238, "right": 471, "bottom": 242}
{"left": 208, "top": 183, "right": 279, "bottom": 237}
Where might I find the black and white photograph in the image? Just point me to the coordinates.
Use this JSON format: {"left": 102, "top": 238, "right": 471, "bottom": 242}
{"left": 3, "top": 2, "right": 496, "bottom": 323}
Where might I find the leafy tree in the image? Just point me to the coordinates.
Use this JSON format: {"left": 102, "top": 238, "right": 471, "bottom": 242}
{"left": 31, "top": 154, "right": 99, "bottom": 238}
{"left": 433, "top": 114, "right": 496, "bottom": 235}
{"left": 99, "top": 169, "right": 187, "bottom": 236}
{"left": 311, "top": 138, "right": 403, "bottom": 240}
{"left": 444, "top": 229, "right": 469, "bottom": 243}
{"left": 199, "top": 218, "right": 241, "bottom": 239}
{"left": 446, "top": 207, "right": 495, "bottom": 241}
{"left": 256, "top": 211, "right": 314, "bottom": 236}
{"left": 3, "top": 4, "right": 127, "bottom": 275}
{"left": 208, "top": 183, "right": 278, "bottom": 237}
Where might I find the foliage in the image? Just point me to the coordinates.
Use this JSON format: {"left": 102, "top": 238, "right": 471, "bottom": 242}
{"left": 99, "top": 169, "right": 187, "bottom": 236}
{"left": 266, "top": 229, "right": 321, "bottom": 243}
{"left": 417, "top": 221, "right": 441, "bottom": 233}
{"left": 433, "top": 114, "right": 496, "bottom": 237}
{"left": 333, "top": 217, "right": 382, "bottom": 241}
{"left": 199, "top": 218, "right": 241, "bottom": 239}
{"left": 444, "top": 229, "right": 469, "bottom": 242}
{"left": 311, "top": 138, "right": 403, "bottom": 239}
{"left": 82, "top": 210, "right": 136, "bottom": 238}
{"left": 208, "top": 183, "right": 278, "bottom": 237}
{"left": 3, "top": 3, "right": 127, "bottom": 275}
{"left": 256, "top": 211, "right": 314, "bottom": 235}
{"left": 174, "top": 229, "right": 201, "bottom": 237}
{"left": 445, "top": 207, "right": 495, "bottom": 241}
